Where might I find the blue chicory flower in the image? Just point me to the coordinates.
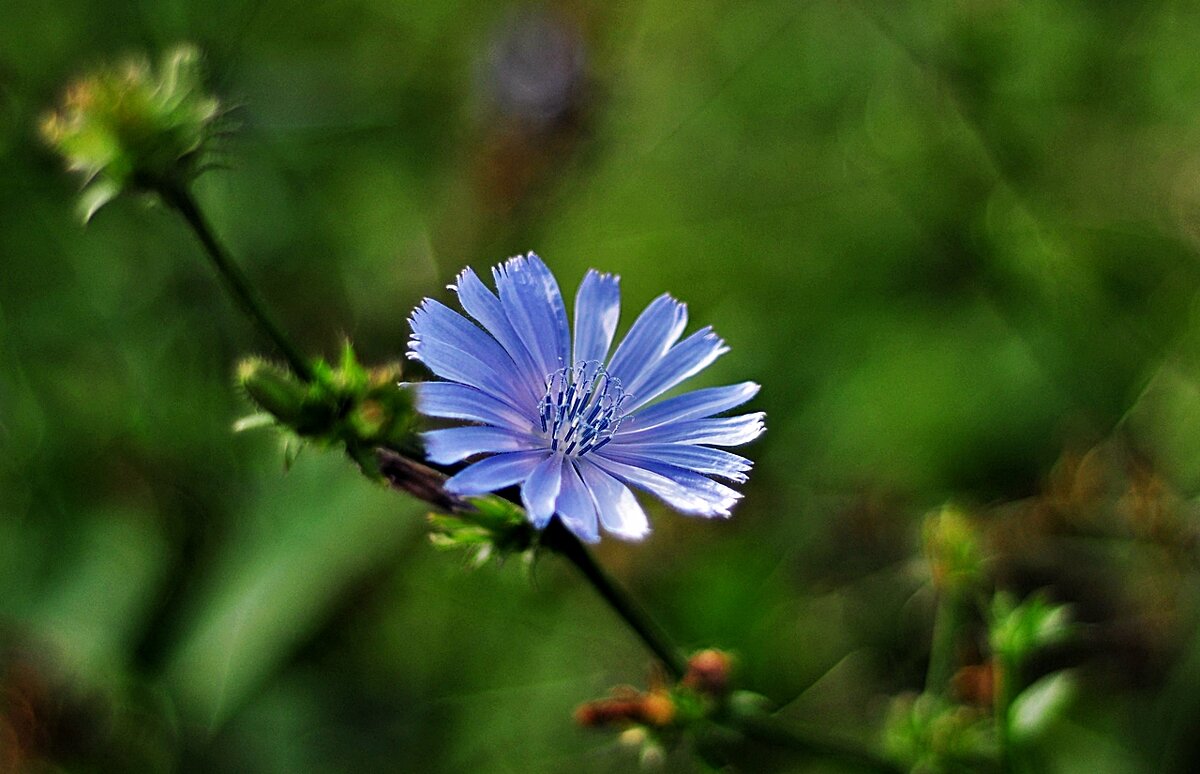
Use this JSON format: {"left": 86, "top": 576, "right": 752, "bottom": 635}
{"left": 408, "top": 253, "right": 764, "bottom": 542}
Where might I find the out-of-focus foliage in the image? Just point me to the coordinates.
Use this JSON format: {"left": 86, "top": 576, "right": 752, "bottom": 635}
{"left": 7, "top": 0, "right": 1200, "bottom": 771}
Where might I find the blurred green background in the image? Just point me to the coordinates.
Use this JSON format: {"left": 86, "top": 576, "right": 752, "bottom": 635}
{"left": 6, "top": 0, "right": 1200, "bottom": 771}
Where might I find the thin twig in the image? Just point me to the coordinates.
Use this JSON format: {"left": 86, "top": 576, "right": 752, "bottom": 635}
{"left": 541, "top": 519, "right": 688, "bottom": 680}
{"left": 375, "top": 448, "right": 688, "bottom": 679}
{"left": 161, "top": 183, "right": 314, "bottom": 381}
{"left": 732, "top": 714, "right": 904, "bottom": 773}
{"left": 164, "top": 189, "right": 894, "bottom": 772}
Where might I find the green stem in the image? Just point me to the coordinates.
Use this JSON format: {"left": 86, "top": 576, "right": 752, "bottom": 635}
{"left": 926, "top": 588, "right": 961, "bottom": 696}
{"left": 138, "top": 181, "right": 896, "bottom": 773}
{"left": 374, "top": 449, "right": 687, "bottom": 678}
{"left": 731, "top": 714, "right": 903, "bottom": 773}
{"left": 374, "top": 463, "right": 897, "bottom": 771}
{"left": 994, "top": 654, "right": 1015, "bottom": 773}
{"left": 541, "top": 519, "right": 688, "bottom": 679}
{"left": 160, "top": 184, "right": 314, "bottom": 382}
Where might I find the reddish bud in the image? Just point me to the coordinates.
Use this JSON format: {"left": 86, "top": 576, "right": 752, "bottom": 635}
{"left": 683, "top": 649, "right": 733, "bottom": 697}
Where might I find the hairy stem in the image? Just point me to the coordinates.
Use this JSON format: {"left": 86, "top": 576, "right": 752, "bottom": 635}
{"left": 160, "top": 184, "right": 314, "bottom": 382}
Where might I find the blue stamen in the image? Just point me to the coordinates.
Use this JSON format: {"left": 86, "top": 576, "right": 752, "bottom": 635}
{"left": 537, "top": 362, "right": 626, "bottom": 458}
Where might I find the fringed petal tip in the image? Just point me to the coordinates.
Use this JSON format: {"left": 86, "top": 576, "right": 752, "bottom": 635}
{"left": 584, "top": 267, "right": 621, "bottom": 284}
{"left": 407, "top": 252, "right": 763, "bottom": 543}
{"left": 493, "top": 250, "right": 545, "bottom": 281}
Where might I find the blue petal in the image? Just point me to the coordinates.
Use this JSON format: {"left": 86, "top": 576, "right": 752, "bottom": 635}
{"left": 576, "top": 459, "right": 649, "bottom": 540}
{"left": 408, "top": 299, "right": 529, "bottom": 411}
{"left": 422, "top": 426, "right": 542, "bottom": 465}
{"left": 598, "top": 443, "right": 752, "bottom": 483}
{"left": 630, "top": 382, "right": 760, "bottom": 428}
{"left": 606, "top": 294, "right": 688, "bottom": 388}
{"left": 412, "top": 382, "right": 537, "bottom": 433}
{"left": 555, "top": 460, "right": 600, "bottom": 542}
{"left": 624, "top": 327, "right": 729, "bottom": 410}
{"left": 494, "top": 253, "right": 571, "bottom": 378}
{"left": 453, "top": 267, "right": 544, "bottom": 402}
{"left": 618, "top": 412, "right": 765, "bottom": 447}
{"left": 522, "top": 452, "right": 564, "bottom": 527}
{"left": 573, "top": 270, "right": 621, "bottom": 366}
{"left": 444, "top": 450, "right": 548, "bottom": 495}
{"left": 590, "top": 455, "right": 740, "bottom": 518}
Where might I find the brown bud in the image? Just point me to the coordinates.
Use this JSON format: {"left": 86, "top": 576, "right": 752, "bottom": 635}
{"left": 639, "top": 691, "right": 676, "bottom": 727}
{"left": 951, "top": 661, "right": 996, "bottom": 707}
{"left": 574, "top": 686, "right": 676, "bottom": 729}
{"left": 683, "top": 649, "right": 733, "bottom": 697}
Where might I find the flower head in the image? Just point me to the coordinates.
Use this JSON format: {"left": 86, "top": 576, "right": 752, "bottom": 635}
{"left": 408, "top": 252, "right": 764, "bottom": 542}
{"left": 40, "top": 44, "right": 224, "bottom": 220}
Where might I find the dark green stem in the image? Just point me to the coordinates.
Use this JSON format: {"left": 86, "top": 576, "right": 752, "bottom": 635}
{"left": 926, "top": 588, "right": 961, "bottom": 695}
{"left": 540, "top": 519, "right": 688, "bottom": 680}
{"left": 731, "top": 714, "right": 903, "bottom": 773}
{"left": 374, "top": 449, "right": 687, "bottom": 678}
{"left": 141, "top": 183, "right": 891, "bottom": 773}
{"left": 160, "top": 183, "right": 315, "bottom": 382}
{"left": 994, "top": 653, "right": 1015, "bottom": 773}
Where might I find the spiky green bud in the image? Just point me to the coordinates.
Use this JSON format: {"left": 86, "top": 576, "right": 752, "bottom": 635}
{"left": 235, "top": 342, "right": 419, "bottom": 468}
{"left": 40, "top": 44, "right": 225, "bottom": 221}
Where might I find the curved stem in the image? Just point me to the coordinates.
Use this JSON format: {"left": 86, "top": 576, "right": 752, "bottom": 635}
{"left": 160, "top": 184, "right": 314, "bottom": 382}
{"left": 925, "top": 588, "right": 961, "bottom": 696}
{"left": 374, "top": 449, "right": 687, "bottom": 678}
{"left": 136, "top": 185, "right": 894, "bottom": 772}
{"left": 541, "top": 519, "right": 688, "bottom": 679}
{"left": 374, "top": 456, "right": 895, "bottom": 769}
{"left": 731, "top": 714, "right": 903, "bottom": 773}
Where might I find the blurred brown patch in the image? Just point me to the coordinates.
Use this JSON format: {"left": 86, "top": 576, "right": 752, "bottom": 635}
{"left": 985, "top": 439, "right": 1200, "bottom": 684}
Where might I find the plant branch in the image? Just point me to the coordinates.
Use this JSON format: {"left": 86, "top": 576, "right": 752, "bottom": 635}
{"left": 730, "top": 714, "right": 903, "bottom": 773}
{"left": 925, "top": 588, "right": 961, "bottom": 695}
{"left": 160, "top": 183, "right": 315, "bottom": 382}
{"left": 376, "top": 448, "right": 688, "bottom": 678}
{"left": 540, "top": 519, "right": 688, "bottom": 679}
{"left": 158, "top": 190, "right": 888, "bottom": 768}
{"left": 375, "top": 450, "right": 896, "bottom": 769}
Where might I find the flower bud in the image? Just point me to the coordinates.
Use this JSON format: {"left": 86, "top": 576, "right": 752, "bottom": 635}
{"left": 235, "top": 342, "right": 419, "bottom": 462}
{"left": 573, "top": 687, "right": 675, "bottom": 729}
{"left": 922, "top": 505, "right": 984, "bottom": 593}
{"left": 883, "top": 693, "right": 997, "bottom": 770}
{"left": 40, "top": 44, "right": 225, "bottom": 220}
{"left": 618, "top": 727, "right": 648, "bottom": 749}
{"left": 682, "top": 649, "right": 733, "bottom": 698}
{"left": 639, "top": 691, "right": 676, "bottom": 727}
{"left": 237, "top": 358, "right": 307, "bottom": 426}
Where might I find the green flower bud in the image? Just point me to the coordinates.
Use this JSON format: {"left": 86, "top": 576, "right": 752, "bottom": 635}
{"left": 236, "top": 358, "right": 308, "bottom": 426}
{"left": 883, "top": 694, "right": 998, "bottom": 772}
{"left": 40, "top": 44, "right": 225, "bottom": 221}
{"left": 425, "top": 493, "right": 536, "bottom": 565}
{"left": 923, "top": 505, "right": 984, "bottom": 593}
{"left": 234, "top": 342, "right": 418, "bottom": 460}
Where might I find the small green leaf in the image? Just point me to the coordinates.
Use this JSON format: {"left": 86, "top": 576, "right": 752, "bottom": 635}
{"left": 232, "top": 412, "right": 276, "bottom": 433}
{"left": 1009, "top": 671, "right": 1075, "bottom": 741}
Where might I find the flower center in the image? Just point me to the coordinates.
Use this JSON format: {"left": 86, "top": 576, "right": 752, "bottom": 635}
{"left": 538, "top": 362, "right": 628, "bottom": 456}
